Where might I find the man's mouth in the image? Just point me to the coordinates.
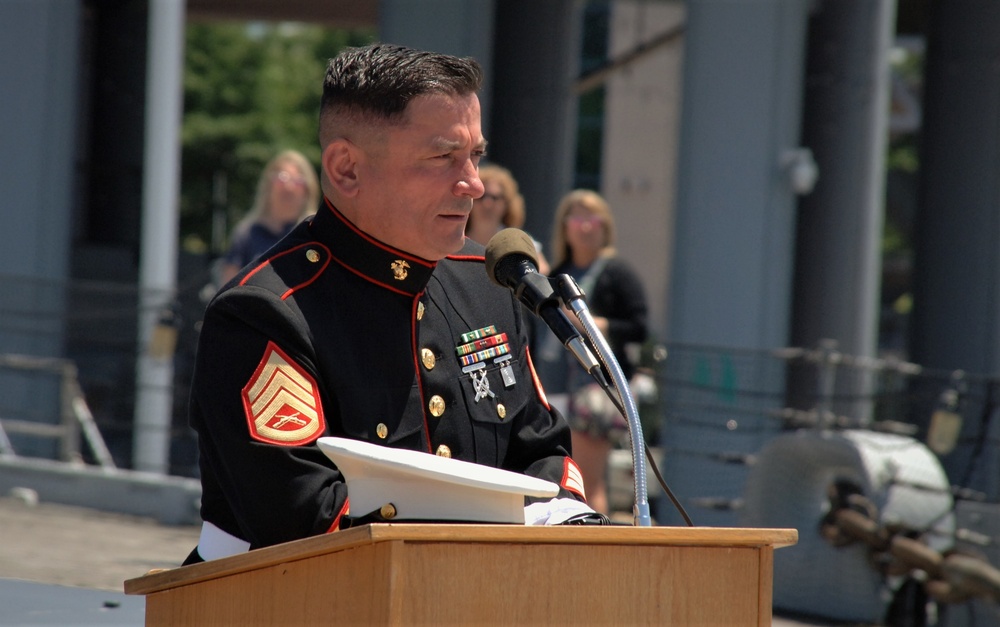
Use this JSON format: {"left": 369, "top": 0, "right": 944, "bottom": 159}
{"left": 440, "top": 210, "right": 471, "bottom": 221}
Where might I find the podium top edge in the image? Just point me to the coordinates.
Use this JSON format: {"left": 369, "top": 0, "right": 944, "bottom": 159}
{"left": 362, "top": 524, "right": 798, "bottom": 548}
{"left": 124, "top": 524, "right": 797, "bottom": 596}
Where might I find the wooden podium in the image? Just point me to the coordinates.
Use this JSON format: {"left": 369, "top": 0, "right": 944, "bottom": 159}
{"left": 125, "top": 524, "right": 796, "bottom": 626}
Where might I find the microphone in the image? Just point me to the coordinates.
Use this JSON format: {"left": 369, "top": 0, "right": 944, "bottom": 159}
{"left": 487, "top": 229, "right": 654, "bottom": 526}
{"left": 484, "top": 229, "right": 604, "bottom": 379}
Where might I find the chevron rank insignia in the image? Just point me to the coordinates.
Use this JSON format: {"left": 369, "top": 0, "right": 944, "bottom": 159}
{"left": 561, "top": 457, "right": 586, "bottom": 500}
{"left": 242, "top": 341, "right": 325, "bottom": 446}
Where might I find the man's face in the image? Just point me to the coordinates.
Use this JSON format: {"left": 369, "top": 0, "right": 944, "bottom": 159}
{"left": 353, "top": 92, "right": 486, "bottom": 261}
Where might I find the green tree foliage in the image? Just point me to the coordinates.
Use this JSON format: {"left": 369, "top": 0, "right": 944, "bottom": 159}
{"left": 180, "top": 22, "right": 374, "bottom": 255}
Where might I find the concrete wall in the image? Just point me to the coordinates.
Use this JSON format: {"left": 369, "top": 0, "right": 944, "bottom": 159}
{"left": 601, "top": 1, "right": 685, "bottom": 340}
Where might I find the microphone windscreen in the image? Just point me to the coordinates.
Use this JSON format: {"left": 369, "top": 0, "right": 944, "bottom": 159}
{"left": 485, "top": 228, "right": 538, "bottom": 286}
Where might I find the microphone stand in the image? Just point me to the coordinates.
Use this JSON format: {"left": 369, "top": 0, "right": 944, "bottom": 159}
{"left": 555, "top": 275, "right": 652, "bottom": 527}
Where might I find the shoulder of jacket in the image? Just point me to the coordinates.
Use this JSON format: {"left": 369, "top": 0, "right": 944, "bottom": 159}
{"left": 235, "top": 240, "right": 332, "bottom": 300}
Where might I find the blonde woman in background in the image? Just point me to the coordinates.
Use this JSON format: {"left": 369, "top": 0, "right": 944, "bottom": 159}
{"left": 536, "top": 189, "right": 648, "bottom": 514}
{"left": 219, "top": 149, "right": 320, "bottom": 284}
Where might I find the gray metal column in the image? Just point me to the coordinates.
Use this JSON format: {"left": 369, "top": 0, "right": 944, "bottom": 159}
{"left": 911, "top": 3, "right": 1000, "bottom": 375}
{"left": 488, "top": 0, "right": 583, "bottom": 246}
{"left": 910, "top": 1, "right": 1000, "bottom": 501}
{"left": 791, "top": 0, "right": 897, "bottom": 360}
{"left": 0, "top": 0, "right": 79, "bottom": 353}
{"left": 667, "top": 0, "right": 809, "bottom": 350}
{"left": 132, "top": 0, "right": 185, "bottom": 473}
{"left": 660, "top": 0, "right": 812, "bottom": 528}
{"left": 0, "top": 0, "right": 81, "bottom": 457}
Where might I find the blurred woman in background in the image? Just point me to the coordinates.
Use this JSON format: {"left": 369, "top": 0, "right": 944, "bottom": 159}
{"left": 537, "top": 189, "right": 648, "bottom": 514}
{"left": 219, "top": 149, "right": 320, "bottom": 284}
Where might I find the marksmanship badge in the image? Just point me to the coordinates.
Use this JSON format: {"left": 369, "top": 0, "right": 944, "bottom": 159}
{"left": 462, "top": 363, "right": 496, "bottom": 402}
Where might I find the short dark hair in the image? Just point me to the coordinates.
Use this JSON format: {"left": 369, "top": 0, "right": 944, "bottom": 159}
{"left": 321, "top": 43, "right": 483, "bottom": 127}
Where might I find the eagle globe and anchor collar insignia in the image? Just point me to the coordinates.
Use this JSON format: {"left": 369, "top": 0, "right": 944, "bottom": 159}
{"left": 242, "top": 341, "right": 325, "bottom": 446}
{"left": 456, "top": 325, "right": 517, "bottom": 404}
{"left": 390, "top": 259, "right": 409, "bottom": 281}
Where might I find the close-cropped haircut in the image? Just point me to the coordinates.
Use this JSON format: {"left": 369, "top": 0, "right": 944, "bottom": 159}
{"left": 321, "top": 43, "right": 484, "bottom": 129}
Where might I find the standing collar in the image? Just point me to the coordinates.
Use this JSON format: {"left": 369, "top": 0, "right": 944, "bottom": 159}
{"left": 309, "top": 197, "right": 437, "bottom": 296}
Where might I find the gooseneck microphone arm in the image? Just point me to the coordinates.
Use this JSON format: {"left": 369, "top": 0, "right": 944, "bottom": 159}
{"left": 556, "top": 273, "right": 694, "bottom": 527}
{"left": 555, "top": 274, "right": 652, "bottom": 527}
{"left": 485, "top": 228, "right": 650, "bottom": 526}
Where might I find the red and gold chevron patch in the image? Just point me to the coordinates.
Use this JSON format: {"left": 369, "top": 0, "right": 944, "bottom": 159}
{"left": 242, "top": 342, "right": 324, "bottom": 446}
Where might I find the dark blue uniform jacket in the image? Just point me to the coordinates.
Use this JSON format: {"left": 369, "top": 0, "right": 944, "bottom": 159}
{"left": 189, "top": 198, "right": 585, "bottom": 552}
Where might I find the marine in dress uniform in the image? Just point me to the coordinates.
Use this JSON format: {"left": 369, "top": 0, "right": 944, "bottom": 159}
{"left": 186, "top": 198, "right": 588, "bottom": 563}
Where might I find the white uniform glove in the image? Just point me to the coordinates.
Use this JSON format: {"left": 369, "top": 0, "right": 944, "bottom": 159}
{"left": 524, "top": 497, "right": 597, "bottom": 525}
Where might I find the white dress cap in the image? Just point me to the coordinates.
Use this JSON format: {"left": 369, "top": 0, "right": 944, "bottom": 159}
{"left": 317, "top": 437, "right": 560, "bottom": 524}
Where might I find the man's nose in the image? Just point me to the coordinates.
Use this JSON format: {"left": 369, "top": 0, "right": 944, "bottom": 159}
{"left": 457, "top": 162, "right": 485, "bottom": 198}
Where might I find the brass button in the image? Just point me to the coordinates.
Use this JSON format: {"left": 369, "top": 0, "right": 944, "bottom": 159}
{"left": 420, "top": 348, "right": 436, "bottom": 370}
{"left": 305, "top": 249, "right": 320, "bottom": 263}
{"left": 428, "top": 395, "right": 445, "bottom": 417}
{"left": 417, "top": 301, "right": 425, "bottom": 320}
{"left": 497, "top": 403, "right": 507, "bottom": 420}
{"left": 380, "top": 503, "right": 397, "bottom": 520}
{"left": 435, "top": 444, "right": 452, "bottom": 458}
{"left": 376, "top": 423, "right": 388, "bottom": 439}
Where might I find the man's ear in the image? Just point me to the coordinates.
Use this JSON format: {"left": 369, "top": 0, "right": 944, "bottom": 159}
{"left": 322, "top": 139, "right": 360, "bottom": 198}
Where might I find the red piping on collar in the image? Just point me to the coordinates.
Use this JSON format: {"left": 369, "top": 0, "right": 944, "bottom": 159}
{"left": 327, "top": 254, "right": 418, "bottom": 297}
{"left": 446, "top": 253, "right": 486, "bottom": 262}
{"left": 323, "top": 197, "right": 436, "bottom": 269}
